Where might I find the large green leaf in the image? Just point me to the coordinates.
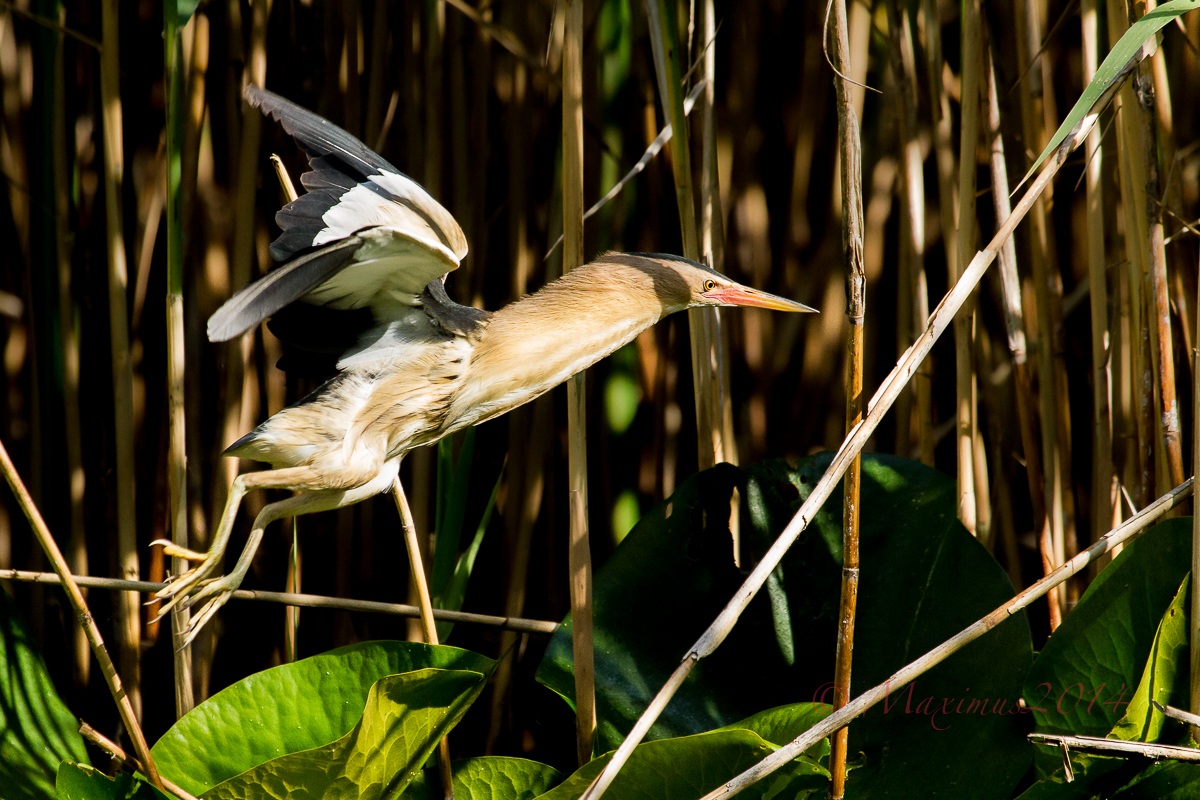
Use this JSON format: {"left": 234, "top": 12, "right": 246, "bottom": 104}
{"left": 203, "top": 668, "right": 488, "bottom": 800}
{"left": 538, "top": 454, "right": 1033, "bottom": 799}
{"left": 720, "top": 702, "right": 834, "bottom": 760}
{"left": 1018, "top": 520, "right": 1194, "bottom": 796}
{"left": 55, "top": 763, "right": 168, "bottom": 800}
{"left": 1111, "top": 760, "right": 1200, "bottom": 798}
{"left": 1022, "top": 520, "right": 1192, "bottom": 738}
{"left": 151, "top": 641, "right": 493, "bottom": 796}
{"left": 537, "top": 728, "right": 827, "bottom": 800}
{"left": 0, "top": 587, "right": 90, "bottom": 800}
{"left": 401, "top": 757, "right": 562, "bottom": 799}
{"left": 1111, "top": 575, "right": 1189, "bottom": 742}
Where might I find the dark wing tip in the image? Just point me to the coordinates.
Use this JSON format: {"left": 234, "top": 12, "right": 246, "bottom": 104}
{"left": 242, "top": 84, "right": 397, "bottom": 177}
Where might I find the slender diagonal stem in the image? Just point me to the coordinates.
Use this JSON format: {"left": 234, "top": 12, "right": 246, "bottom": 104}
{"left": 704, "top": 478, "right": 1193, "bottom": 797}
{"left": 0, "top": 437, "right": 163, "bottom": 790}
{"left": 79, "top": 722, "right": 198, "bottom": 800}
{"left": 392, "top": 477, "right": 453, "bottom": 799}
{"left": 580, "top": 97, "right": 1107, "bottom": 800}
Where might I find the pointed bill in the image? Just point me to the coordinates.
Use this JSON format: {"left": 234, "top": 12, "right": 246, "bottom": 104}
{"left": 702, "top": 284, "right": 817, "bottom": 313}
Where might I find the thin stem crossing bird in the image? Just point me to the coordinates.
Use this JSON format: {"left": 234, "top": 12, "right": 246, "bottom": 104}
{"left": 153, "top": 85, "right": 815, "bottom": 645}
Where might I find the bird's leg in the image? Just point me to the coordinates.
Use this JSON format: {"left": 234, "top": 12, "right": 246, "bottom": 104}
{"left": 150, "top": 473, "right": 252, "bottom": 618}
{"left": 167, "top": 459, "right": 402, "bottom": 645}
{"left": 173, "top": 494, "right": 298, "bottom": 647}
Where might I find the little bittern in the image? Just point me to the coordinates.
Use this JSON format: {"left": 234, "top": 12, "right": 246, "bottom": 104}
{"left": 154, "top": 85, "right": 815, "bottom": 643}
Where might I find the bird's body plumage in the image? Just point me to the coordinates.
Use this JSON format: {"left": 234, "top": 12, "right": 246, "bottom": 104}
{"left": 154, "top": 86, "right": 814, "bottom": 643}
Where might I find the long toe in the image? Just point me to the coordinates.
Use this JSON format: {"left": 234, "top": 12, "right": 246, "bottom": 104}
{"left": 151, "top": 539, "right": 214, "bottom": 562}
{"left": 179, "top": 591, "right": 234, "bottom": 648}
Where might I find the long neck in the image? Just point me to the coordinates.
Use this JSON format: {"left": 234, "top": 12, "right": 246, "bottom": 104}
{"left": 444, "top": 260, "right": 676, "bottom": 432}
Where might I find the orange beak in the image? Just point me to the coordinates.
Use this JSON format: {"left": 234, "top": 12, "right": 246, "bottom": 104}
{"left": 702, "top": 284, "right": 817, "bottom": 313}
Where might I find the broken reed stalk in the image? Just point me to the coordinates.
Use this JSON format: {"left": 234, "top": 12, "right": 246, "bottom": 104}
{"left": 1080, "top": 0, "right": 1116, "bottom": 544}
{"left": 163, "top": 0, "right": 195, "bottom": 717}
{"left": 562, "top": 0, "right": 596, "bottom": 766}
{"left": 391, "top": 477, "right": 454, "bottom": 800}
{"left": 698, "top": 475, "right": 1193, "bottom": 797}
{"left": 828, "top": 0, "right": 865, "bottom": 793}
{"left": 0, "top": 437, "right": 164, "bottom": 789}
{"left": 101, "top": 0, "right": 142, "bottom": 720}
{"left": 79, "top": 722, "right": 199, "bottom": 800}
{"left": 580, "top": 64, "right": 1107, "bottom": 800}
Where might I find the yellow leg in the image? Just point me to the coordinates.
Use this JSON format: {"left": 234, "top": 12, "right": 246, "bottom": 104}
{"left": 157, "top": 460, "right": 401, "bottom": 646}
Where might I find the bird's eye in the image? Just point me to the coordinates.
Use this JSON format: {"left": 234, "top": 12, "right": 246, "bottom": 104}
{"left": 703, "top": 279, "right": 716, "bottom": 292}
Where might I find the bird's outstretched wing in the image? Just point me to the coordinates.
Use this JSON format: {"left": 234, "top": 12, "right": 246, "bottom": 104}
{"left": 207, "top": 85, "right": 470, "bottom": 343}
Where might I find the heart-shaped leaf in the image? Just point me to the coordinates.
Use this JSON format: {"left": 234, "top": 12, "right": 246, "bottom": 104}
{"left": 152, "top": 641, "right": 493, "bottom": 796}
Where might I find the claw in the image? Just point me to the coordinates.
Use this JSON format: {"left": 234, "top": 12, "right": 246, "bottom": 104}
{"left": 150, "top": 539, "right": 211, "bottom": 562}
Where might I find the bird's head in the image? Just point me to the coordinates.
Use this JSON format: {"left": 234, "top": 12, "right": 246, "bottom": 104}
{"left": 600, "top": 252, "right": 817, "bottom": 315}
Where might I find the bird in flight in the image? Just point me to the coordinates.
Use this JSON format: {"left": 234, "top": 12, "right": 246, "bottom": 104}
{"left": 153, "top": 85, "right": 815, "bottom": 644}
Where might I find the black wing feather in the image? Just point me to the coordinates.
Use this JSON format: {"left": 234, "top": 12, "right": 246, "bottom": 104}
{"left": 244, "top": 85, "right": 397, "bottom": 179}
{"left": 207, "top": 237, "right": 362, "bottom": 341}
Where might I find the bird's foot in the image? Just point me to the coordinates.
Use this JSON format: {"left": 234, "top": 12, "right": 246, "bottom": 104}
{"left": 149, "top": 538, "right": 211, "bottom": 563}
{"left": 148, "top": 541, "right": 226, "bottom": 623}
{"left": 171, "top": 575, "right": 241, "bottom": 648}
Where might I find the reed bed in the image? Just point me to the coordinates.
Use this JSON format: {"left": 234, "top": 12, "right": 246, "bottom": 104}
{"left": 0, "top": 0, "right": 1197, "bottom": 778}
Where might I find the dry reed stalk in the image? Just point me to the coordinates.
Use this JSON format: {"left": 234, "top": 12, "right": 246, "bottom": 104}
{"left": 982, "top": 26, "right": 1048, "bottom": 567}
{"left": 919, "top": 0, "right": 954, "bottom": 467}
{"left": 890, "top": 3, "right": 926, "bottom": 463}
{"left": 486, "top": 27, "right": 544, "bottom": 752}
{"left": 1192, "top": 245, "right": 1200, "bottom": 740}
{"left": 0, "top": 437, "right": 164, "bottom": 790}
{"left": 1190, "top": 244, "right": 1200, "bottom": 738}
{"left": 828, "top": 0, "right": 866, "bottom": 793}
{"left": 1016, "top": 0, "right": 1075, "bottom": 625}
{"left": 364, "top": 2, "right": 389, "bottom": 148}
{"left": 704, "top": 477, "right": 1195, "bottom": 798}
{"left": 214, "top": 0, "right": 270, "bottom": 615}
{"left": 79, "top": 723, "right": 199, "bottom": 800}
{"left": 46, "top": 8, "right": 88, "bottom": 689}
{"left": 646, "top": 0, "right": 719, "bottom": 471}
{"left": 1, "top": 569, "right": 561, "bottom": 633}
{"left": 1081, "top": 0, "right": 1117, "bottom": 544}
{"left": 1134, "top": 53, "right": 1184, "bottom": 492}
{"left": 100, "top": 0, "right": 142, "bottom": 719}
{"left": 563, "top": 0, "right": 595, "bottom": 766}
{"left": 164, "top": 0, "right": 195, "bottom": 716}
{"left": 954, "top": 0, "right": 982, "bottom": 537}
{"left": 1105, "top": 0, "right": 1155, "bottom": 514}
{"left": 391, "top": 477, "right": 454, "bottom": 799}
{"left": 582, "top": 92, "right": 1109, "bottom": 799}
{"left": 699, "top": 0, "right": 739, "bottom": 558}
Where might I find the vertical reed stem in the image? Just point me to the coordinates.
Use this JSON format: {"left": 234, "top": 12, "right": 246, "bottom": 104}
{"left": 1081, "top": 0, "right": 1116, "bottom": 540}
{"left": 955, "top": 0, "right": 982, "bottom": 537}
{"left": 563, "top": 0, "right": 595, "bottom": 765}
{"left": 392, "top": 477, "right": 454, "bottom": 799}
{"left": 645, "top": 0, "right": 717, "bottom": 469}
{"left": 163, "top": 0, "right": 194, "bottom": 714}
{"left": 100, "top": 0, "right": 141, "bottom": 718}
{"left": 828, "top": 0, "right": 865, "bottom": 794}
